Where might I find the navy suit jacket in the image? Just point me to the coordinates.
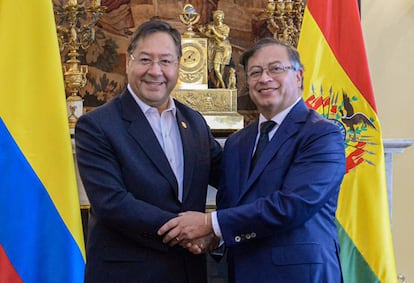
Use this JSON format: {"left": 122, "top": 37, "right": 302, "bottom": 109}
{"left": 75, "top": 90, "right": 222, "bottom": 283}
{"left": 216, "top": 100, "right": 346, "bottom": 283}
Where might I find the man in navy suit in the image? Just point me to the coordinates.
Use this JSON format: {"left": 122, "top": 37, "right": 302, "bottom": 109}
{"left": 159, "top": 38, "right": 346, "bottom": 283}
{"left": 75, "top": 20, "right": 222, "bottom": 283}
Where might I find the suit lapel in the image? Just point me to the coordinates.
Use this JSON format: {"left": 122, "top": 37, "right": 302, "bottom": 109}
{"left": 240, "top": 100, "right": 309, "bottom": 202}
{"left": 238, "top": 123, "right": 258, "bottom": 196}
{"left": 120, "top": 90, "right": 179, "bottom": 196}
{"left": 175, "top": 107, "right": 195, "bottom": 203}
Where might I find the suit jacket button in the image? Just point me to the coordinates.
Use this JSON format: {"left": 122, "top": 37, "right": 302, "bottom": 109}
{"left": 246, "top": 234, "right": 251, "bottom": 240}
{"left": 235, "top": 236, "right": 241, "bottom": 242}
{"left": 251, "top": 232, "right": 256, "bottom": 238}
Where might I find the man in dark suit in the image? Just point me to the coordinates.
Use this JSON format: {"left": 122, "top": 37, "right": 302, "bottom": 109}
{"left": 75, "top": 20, "right": 222, "bottom": 283}
{"left": 158, "top": 38, "right": 346, "bottom": 283}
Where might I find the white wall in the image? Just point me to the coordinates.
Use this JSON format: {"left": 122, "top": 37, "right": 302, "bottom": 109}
{"left": 362, "top": 0, "right": 414, "bottom": 280}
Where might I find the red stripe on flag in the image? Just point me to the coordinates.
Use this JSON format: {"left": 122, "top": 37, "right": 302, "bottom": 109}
{"left": 307, "top": 0, "right": 377, "bottom": 112}
{"left": 0, "top": 245, "right": 23, "bottom": 283}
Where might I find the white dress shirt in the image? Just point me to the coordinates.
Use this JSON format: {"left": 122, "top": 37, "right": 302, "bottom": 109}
{"left": 128, "top": 85, "right": 184, "bottom": 201}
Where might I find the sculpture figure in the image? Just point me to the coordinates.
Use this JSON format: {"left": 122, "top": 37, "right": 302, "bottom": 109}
{"left": 199, "top": 10, "right": 232, "bottom": 88}
{"left": 227, "top": 67, "right": 236, "bottom": 89}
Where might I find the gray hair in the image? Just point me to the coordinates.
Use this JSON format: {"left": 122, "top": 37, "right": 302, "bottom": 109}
{"left": 127, "top": 20, "right": 182, "bottom": 58}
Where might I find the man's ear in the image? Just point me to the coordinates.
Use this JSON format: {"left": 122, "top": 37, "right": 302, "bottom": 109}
{"left": 296, "top": 68, "right": 304, "bottom": 89}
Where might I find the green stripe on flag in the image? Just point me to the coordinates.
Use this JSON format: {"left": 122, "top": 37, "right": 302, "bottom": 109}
{"left": 336, "top": 219, "right": 380, "bottom": 283}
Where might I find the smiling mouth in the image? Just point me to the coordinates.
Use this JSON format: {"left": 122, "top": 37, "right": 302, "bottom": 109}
{"left": 259, "top": 87, "right": 276, "bottom": 94}
{"left": 145, "top": 80, "right": 165, "bottom": 85}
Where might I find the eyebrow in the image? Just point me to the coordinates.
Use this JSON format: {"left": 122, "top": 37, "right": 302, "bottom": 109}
{"left": 135, "top": 51, "right": 176, "bottom": 59}
{"left": 248, "top": 60, "right": 282, "bottom": 70}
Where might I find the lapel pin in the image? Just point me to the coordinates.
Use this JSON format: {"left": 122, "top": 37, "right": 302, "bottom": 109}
{"left": 181, "top": 121, "right": 188, "bottom": 129}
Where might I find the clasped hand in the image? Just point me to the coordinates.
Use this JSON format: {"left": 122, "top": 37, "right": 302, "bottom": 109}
{"left": 157, "top": 211, "right": 219, "bottom": 254}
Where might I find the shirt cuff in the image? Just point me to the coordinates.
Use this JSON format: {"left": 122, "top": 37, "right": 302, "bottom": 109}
{"left": 211, "top": 211, "right": 222, "bottom": 238}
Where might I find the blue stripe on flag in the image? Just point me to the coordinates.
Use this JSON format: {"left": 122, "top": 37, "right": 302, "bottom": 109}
{"left": 0, "top": 118, "right": 85, "bottom": 283}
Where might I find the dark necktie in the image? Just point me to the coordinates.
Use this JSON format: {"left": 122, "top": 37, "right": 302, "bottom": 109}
{"left": 251, "top": 120, "right": 276, "bottom": 171}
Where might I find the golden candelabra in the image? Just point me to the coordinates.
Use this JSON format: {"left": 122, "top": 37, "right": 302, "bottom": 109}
{"left": 55, "top": 0, "right": 105, "bottom": 128}
{"left": 265, "top": 0, "right": 304, "bottom": 47}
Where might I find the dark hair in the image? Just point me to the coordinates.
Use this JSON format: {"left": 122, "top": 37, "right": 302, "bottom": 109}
{"left": 127, "top": 20, "right": 182, "bottom": 58}
{"left": 240, "top": 37, "right": 303, "bottom": 73}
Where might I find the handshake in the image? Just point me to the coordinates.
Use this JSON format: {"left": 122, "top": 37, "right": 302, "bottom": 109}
{"left": 157, "top": 211, "right": 220, "bottom": 254}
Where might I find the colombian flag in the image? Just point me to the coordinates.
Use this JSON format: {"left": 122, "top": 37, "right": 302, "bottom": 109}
{"left": 0, "top": 0, "right": 85, "bottom": 282}
{"left": 298, "top": 0, "right": 397, "bottom": 282}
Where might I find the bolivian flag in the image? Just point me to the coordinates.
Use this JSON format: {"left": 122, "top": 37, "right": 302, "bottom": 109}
{"left": 298, "top": 0, "right": 397, "bottom": 282}
{"left": 0, "top": 0, "right": 85, "bottom": 282}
